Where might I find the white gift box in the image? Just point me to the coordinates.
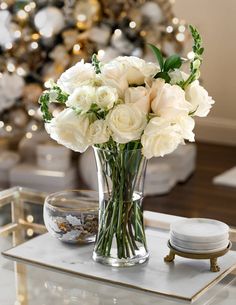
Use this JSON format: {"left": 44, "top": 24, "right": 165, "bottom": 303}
{"left": 36, "top": 143, "right": 71, "bottom": 171}
{"left": 9, "top": 163, "right": 77, "bottom": 192}
{"left": 145, "top": 163, "right": 176, "bottom": 196}
{"left": 0, "top": 151, "right": 20, "bottom": 188}
{"left": 18, "top": 130, "right": 49, "bottom": 162}
{"left": 149, "top": 143, "right": 196, "bottom": 183}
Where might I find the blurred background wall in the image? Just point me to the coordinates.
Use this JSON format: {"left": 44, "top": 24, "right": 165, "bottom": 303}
{"left": 174, "top": 0, "right": 236, "bottom": 145}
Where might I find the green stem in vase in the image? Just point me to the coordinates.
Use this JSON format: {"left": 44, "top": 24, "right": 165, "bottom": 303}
{"left": 93, "top": 145, "right": 148, "bottom": 261}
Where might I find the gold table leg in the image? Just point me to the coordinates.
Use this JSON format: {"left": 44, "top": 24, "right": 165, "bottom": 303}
{"left": 210, "top": 258, "right": 220, "bottom": 272}
{"left": 164, "top": 250, "right": 175, "bottom": 262}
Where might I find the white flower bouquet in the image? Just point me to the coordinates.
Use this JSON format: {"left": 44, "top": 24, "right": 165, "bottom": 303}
{"left": 39, "top": 26, "right": 214, "bottom": 266}
{"left": 40, "top": 26, "right": 214, "bottom": 159}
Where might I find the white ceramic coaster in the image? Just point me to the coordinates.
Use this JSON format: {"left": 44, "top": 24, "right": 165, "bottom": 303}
{"left": 169, "top": 241, "right": 230, "bottom": 254}
{"left": 170, "top": 218, "right": 229, "bottom": 243}
{"left": 170, "top": 234, "right": 229, "bottom": 251}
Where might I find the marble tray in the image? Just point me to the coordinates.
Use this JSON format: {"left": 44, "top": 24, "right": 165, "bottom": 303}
{"left": 2, "top": 229, "right": 236, "bottom": 302}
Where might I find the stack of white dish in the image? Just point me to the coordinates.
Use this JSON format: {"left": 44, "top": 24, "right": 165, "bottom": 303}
{"left": 170, "top": 218, "right": 229, "bottom": 254}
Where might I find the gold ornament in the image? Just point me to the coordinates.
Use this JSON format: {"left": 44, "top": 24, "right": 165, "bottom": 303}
{"left": 74, "top": 0, "right": 101, "bottom": 30}
{"left": 62, "top": 29, "right": 79, "bottom": 51}
{"left": 9, "top": 108, "right": 28, "bottom": 128}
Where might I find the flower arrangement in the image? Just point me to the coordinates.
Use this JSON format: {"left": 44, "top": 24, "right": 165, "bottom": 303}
{"left": 39, "top": 26, "right": 214, "bottom": 159}
{"left": 39, "top": 26, "right": 214, "bottom": 266}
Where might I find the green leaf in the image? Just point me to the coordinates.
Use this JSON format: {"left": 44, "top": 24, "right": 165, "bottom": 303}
{"left": 148, "top": 44, "right": 164, "bottom": 71}
{"left": 39, "top": 92, "right": 53, "bottom": 122}
{"left": 164, "top": 54, "right": 182, "bottom": 72}
{"left": 154, "top": 71, "right": 171, "bottom": 83}
{"left": 199, "top": 47, "right": 204, "bottom": 55}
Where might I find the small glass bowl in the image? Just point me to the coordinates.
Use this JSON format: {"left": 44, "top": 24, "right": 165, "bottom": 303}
{"left": 44, "top": 190, "right": 99, "bottom": 244}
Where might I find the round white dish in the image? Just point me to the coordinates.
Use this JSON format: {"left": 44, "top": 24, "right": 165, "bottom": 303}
{"left": 170, "top": 218, "right": 229, "bottom": 243}
{"left": 170, "top": 231, "right": 229, "bottom": 244}
{"left": 169, "top": 241, "right": 229, "bottom": 254}
{"left": 170, "top": 235, "right": 229, "bottom": 251}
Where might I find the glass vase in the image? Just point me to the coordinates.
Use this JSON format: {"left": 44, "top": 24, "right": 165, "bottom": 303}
{"left": 92, "top": 146, "right": 149, "bottom": 267}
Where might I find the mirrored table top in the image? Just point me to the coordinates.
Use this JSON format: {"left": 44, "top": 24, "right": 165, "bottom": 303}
{"left": 0, "top": 187, "right": 236, "bottom": 305}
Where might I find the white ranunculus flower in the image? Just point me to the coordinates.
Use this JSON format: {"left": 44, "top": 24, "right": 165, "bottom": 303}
{"left": 141, "top": 117, "right": 184, "bottom": 159}
{"left": 124, "top": 86, "right": 151, "bottom": 114}
{"left": 57, "top": 60, "right": 95, "bottom": 94}
{"left": 107, "top": 104, "right": 147, "bottom": 144}
{"left": 88, "top": 119, "right": 110, "bottom": 144}
{"left": 45, "top": 108, "right": 89, "bottom": 152}
{"left": 115, "top": 56, "right": 159, "bottom": 85}
{"left": 101, "top": 60, "right": 128, "bottom": 98}
{"left": 66, "top": 86, "right": 96, "bottom": 113}
{"left": 151, "top": 79, "right": 191, "bottom": 119}
{"left": 169, "top": 70, "right": 189, "bottom": 85}
{"left": 96, "top": 86, "right": 118, "bottom": 110}
{"left": 185, "top": 80, "right": 215, "bottom": 117}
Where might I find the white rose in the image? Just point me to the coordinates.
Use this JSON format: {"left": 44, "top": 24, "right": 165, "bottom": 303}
{"left": 45, "top": 108, "right": 89, "bottom": 152}
{"left": 66, "top": 86, "right": 96, "bottom": 113}
{"left": 57, "top": 60, "right": 95, "bottom": 94}
{"left": 88, "top": 120, "right": 110, "bottom": 144}
{"left": 151, "top": 79, "right": 191, "bottom": 119}
{"left": 115, "top": 56, "right": 159, "bottom": 85}
{"left": 96, "top": 86, "right": 118, "bottom": 110}
{"left": 141, "top": 117, "right": 184, "bottom": 159}
{"left": 107, "top": 104, "right": 147, "bottom": 144}
{"left": 174, "top": 115, "right": 195, "bottom": 142}
{"left": 101, "top": 60, "right": 128, "bottom": 98}
{"left": 185, "top": 80, "right": 215, "bottom": 117}
{"left": 124, "top": 86, "right": 150, "bottom": 114}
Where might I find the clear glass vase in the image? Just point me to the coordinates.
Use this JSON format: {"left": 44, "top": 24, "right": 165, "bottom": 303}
{"left": 92, "top": 146, "right": 149, "bottom": 267}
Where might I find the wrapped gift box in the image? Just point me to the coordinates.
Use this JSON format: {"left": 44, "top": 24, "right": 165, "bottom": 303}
{"left": 9, "top": 163, "right": 77, "bottom": 192}
{"left": 149, "top": 143, "right": 196, "bottom": 183}
{"left": 145, "top": 163, "right": 176, "bottom": 196}
{"left": 0, "top": 151, "right": 20, "bottom": 188}
{"left": 36, "top": 143, "right": 71, "bottom": 171}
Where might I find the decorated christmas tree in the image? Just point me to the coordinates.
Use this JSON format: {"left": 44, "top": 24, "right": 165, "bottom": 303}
{"left": 0, "top": 0, "right": 188, "bottom": 143}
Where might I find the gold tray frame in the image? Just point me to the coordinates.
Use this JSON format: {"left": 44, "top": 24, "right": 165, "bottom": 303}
{"left": 165, "top": 240, "right": 232, "bottom": 272}
{"left": 1, "top": 186, "right": 236, "bottom": 304}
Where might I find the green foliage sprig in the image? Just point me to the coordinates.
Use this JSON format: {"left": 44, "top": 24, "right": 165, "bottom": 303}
{"left": 148, "top": 25, "right": 204, "bottom": 88}
{"left": 181, "top": 25, "right": 204, "bottom": 89}
{"left": 148, "top": 44, "right": 182, "bottom": 83}
{"left": 39, "top": 83, "right": 69, "bottom": 122}
{"left": 92, "top": 54, "right": 101, "bottom": 74}
{"left": 39, "top": 92, "right": 52, "bottom": 122}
